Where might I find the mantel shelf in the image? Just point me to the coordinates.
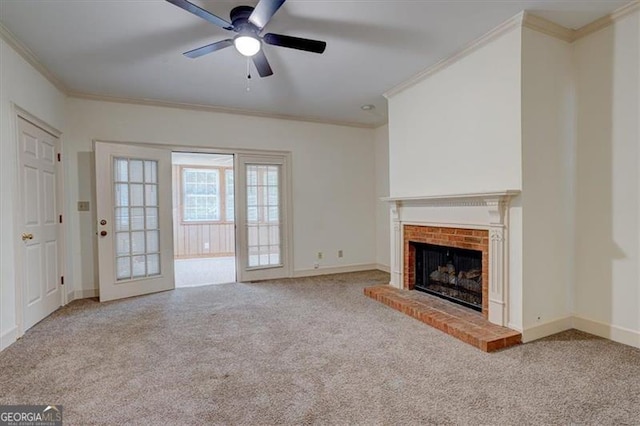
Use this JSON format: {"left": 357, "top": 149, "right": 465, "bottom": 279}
{"left": 381, "top": 190, "right": 520, "bottom": 203}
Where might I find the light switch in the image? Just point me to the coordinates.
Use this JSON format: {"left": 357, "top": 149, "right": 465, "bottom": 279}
{"left": 77, "top": 201, "right": 90, "bottom": 211}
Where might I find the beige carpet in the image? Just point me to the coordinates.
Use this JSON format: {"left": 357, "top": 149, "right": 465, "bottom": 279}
{"left": 1, "top": 270, "right": 639, "bottom": 425}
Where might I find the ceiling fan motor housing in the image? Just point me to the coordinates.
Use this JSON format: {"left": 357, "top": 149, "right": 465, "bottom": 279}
{"left": 230, "top": 6, "right": 258, "bottom": 35}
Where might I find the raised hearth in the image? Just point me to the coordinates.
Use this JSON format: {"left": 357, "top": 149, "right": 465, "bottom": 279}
{"left": 364, "top": 285, "right": 521, "bottom": 352}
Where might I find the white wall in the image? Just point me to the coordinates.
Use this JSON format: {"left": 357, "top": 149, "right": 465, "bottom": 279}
{"left": 520, "top": 29, "right": 575, "bottom": 334}
{"left": 573, "top": 10, "right": 640, "bottom": 347}
{"left": 63, "top": 98, "right": 378, "bottom": 296}
{"left": 374, "top": 124, "right": 390, "bottom": 271}
{"left": 388, "top": 27, "right": 522, "bottom": 198}
{"left": 0, "top": 39, "right": 66, "bottom": 349}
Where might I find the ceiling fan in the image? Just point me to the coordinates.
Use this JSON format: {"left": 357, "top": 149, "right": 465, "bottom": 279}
{"left": 165, "top": 0, "right": 327, "bottom": 77}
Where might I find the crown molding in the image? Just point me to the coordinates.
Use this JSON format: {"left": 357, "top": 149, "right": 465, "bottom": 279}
{"left": 373, "top": 121, "right": 389, "bottom": 130}
{"left": 384, "top": 2, "right": 638, "bottom": 99}
{"left": 574, "top": 0, "right": 639, "bottom": 41}
{"left": 67, "top": 91, "right": 378, "bottom": 129}
{"left": 522, "top": 12, "right": 574, "bottom": 42}
{"left": 0, "top": 22, "right": 68, "bottom": 93}
{"left": 384, "top": 12, "right": 525, "bottom": 99}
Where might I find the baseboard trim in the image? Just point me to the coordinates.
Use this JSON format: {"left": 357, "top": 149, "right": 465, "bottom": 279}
{"left": 1, "top": 326, "right": 18, "bottom": 351}
{"left": 521, "top": 315, "right": 640, "bottom": 349}
{"left": 292, "top": 263, "right": 378, "bottom": 278}
{"left": 573, "top": 315, "right": 640, "bottom": 349}
{"left": 521, "top": 316, "right": 573, "bottom": 343}
{"left": 74, "top": 289, "right": 99, "bottom": 300}
{"left": 375, "top": 263, "right": 390, "bottom": 273}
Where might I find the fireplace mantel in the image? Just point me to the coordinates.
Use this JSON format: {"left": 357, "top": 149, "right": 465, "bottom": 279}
{"left": 384, "top": 190, "right": 520, "bottom": 327}
{"left": 382, "top": 190, "right": 520, "bottom": 205}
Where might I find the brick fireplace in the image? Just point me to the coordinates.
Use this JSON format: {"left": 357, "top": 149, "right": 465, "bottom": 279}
{"left": 404, "top": 225, "right": 489, "bottom": 318}
{"left": 386, "top": 191, "right": 519, "bottom": 327}
{"left": 365, "top": 191, "right": 522, "bottom": 351}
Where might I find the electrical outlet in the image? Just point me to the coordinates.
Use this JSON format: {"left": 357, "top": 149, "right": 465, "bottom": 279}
{"left": 317, "top": 252, "right": 323, "bottom": 260}
{"left": 314, "top": 263, "right": 319, "bottom": 269}
{"left": 77, "top": 201, "right": 90, "bottom": 212}
{"left": 338, "top": 250, "right": 343, "bottom": 258}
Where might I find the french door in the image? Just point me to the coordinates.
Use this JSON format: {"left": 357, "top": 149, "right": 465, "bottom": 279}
{"left": 236, "top": 154, "right": 291, "bottom": 282}
{"left": 95, "top": 142, "right": 174, "bottom": 301}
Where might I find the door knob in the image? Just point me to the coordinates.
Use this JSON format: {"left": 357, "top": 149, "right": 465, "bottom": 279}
{"left": 100, "top": 230, "right": 108, "bottom": 237}
{"left": 21, "top": 233, "right": 33, "bottom": 241}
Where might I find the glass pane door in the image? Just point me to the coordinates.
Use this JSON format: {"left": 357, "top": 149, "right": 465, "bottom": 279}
{"left": 95, "top": 141, "right": 174, "bottom": 302}
{"left": 236, "top": 153, "right": 291, "bottom": 282}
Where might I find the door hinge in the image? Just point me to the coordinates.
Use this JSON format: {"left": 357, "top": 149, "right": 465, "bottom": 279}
{"left": 57, "top": 153, "right": 61, "bottom": 162}
{"left": 60, "top": 276, "right": 64, "bottom": 285}
{"left": 59, "top": 215, "right": 63, "bottom": 224}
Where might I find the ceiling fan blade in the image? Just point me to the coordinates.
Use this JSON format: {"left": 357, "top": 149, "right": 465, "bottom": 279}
{"left": 248, "top": 0, "right": 286, "bottom": 30}
{"left": 165, "top": 0, "right": 233, "bottom": 30}
{"left": 263, "top": 33, "right": 326, "bottom": 54}
{"left": 184, "top": 39, "right": 234, "bottom": 58}
{"left": 252, "top": 50, "right": 274, "bottom": 77}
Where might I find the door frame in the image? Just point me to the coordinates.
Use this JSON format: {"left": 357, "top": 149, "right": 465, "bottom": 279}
{"left": 94, "top": 140, "right": 294, "bottom": 284}
{"left": 13, "top": 104, "right": 66, "bottom": 338}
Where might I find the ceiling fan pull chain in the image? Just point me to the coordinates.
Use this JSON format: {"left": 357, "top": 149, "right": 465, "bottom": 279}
{"left": 246, "top": 58, "right": 252, "bottom": 92}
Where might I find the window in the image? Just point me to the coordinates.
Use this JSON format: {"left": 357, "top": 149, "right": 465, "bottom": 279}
{"left": 182, "top": 168, "right": 220, "bottom": 222}
{"left": 181, "top": 167, "right": 235, "bottom": 223}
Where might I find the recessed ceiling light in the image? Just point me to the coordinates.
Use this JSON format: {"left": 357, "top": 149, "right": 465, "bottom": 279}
{"left": 361, "top": 104, "right": 375, "bottom": 111}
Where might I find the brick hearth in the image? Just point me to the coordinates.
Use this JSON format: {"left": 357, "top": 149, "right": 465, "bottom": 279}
{"left": 364, "top": 285, "right": 521, "bottom": 352}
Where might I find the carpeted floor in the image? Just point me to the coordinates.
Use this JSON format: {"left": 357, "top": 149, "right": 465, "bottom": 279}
{"left": 1, "top": 270, "right": 639, "bottom": 425}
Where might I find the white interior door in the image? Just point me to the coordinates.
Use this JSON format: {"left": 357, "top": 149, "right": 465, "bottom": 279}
{"left": 17, "top": 117, "right": 62, "bottom": 331}
{"left": 236, "top": 154, "right": 291, "bottom": 282}
{"left": 95, "top": 142, "right": 174, "bottom": 301}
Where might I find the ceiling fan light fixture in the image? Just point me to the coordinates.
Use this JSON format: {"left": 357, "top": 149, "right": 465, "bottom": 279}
{"left": 234, "top": 35, "right": 261, "bottom": 57}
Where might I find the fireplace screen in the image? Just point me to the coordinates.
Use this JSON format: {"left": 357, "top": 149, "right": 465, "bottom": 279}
{"left": 412, "top": 242, "right": 482, "bottom": 311}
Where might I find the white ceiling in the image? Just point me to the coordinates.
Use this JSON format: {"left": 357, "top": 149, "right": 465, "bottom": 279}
{"left": 0, "top": 0, "right": 631, "bottom": 127}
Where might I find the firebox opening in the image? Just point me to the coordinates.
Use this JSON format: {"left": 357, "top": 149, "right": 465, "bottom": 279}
{"left": 412, "top": 242, "right": 482, "bottom": 312}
